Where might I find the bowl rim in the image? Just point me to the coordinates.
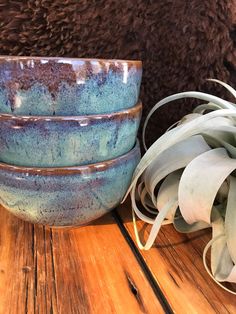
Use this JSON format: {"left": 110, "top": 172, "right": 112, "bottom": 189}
{"left": 0, "top": 141, "right": 140, "bottom": 175}
{"left": 0, "top": 101, "right": 142, "bottom": 122}
{"left": 0, "top": 55, "right": 142, "bottom": 66}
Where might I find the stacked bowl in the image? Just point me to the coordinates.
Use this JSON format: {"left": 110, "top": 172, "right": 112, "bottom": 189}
{"left": 0, "top": 56, "right": 142, "bottom": 227}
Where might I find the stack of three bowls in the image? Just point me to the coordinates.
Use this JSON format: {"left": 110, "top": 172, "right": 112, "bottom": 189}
{"left": 0, "top": 57, "right": 142, "bottom": 227}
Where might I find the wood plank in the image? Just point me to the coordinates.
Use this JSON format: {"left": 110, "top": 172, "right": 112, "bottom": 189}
{"left": 117, "top": 199, "right": 236, "bottom": 314}
{"left": 0, "top": 205, "right": 164, "bottom": 314}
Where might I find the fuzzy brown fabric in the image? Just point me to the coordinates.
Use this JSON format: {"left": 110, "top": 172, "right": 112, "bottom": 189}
{"left": 0, "top": 0, "right": 235, "bottom": 146}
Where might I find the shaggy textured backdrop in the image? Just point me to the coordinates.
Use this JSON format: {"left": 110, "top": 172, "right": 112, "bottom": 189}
{"left": 0, "top": 0, "right": 235, "bottom": 147}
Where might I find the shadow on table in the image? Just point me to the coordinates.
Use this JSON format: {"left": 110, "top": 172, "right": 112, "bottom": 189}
{"left": 90, "top": 205, "right": 212, "bottom": 249}
{"left": 137, "top": 222, "right": 211, "bottom": 248}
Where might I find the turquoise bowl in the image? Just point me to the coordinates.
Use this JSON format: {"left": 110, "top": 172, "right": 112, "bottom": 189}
{"left": 0, "top": 101, "right": 141, "bottom": 167}
{"left": 0, "top": 142, "right": 140, "bottom": 226}
{"left": 0, "top": 56, "right": 142, "bottom": 115}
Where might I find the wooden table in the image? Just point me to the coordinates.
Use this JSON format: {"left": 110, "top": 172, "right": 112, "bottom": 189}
{"left": 0, "top": 199, "right": 236, "bottom": 314}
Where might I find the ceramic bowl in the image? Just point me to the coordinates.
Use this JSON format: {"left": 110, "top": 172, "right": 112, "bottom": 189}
{"left": 0, "top": 101, "right": 141, "bottom": 167}
{"left": 0, "top": 141, "right": 140, "bottom": 226}
{"left": 0, "top": 56, "right": 142, "bottom": 115}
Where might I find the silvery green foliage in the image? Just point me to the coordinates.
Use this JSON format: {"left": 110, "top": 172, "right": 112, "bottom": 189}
{"left": 123, "top": 80, "right": 236, "bottom": 294}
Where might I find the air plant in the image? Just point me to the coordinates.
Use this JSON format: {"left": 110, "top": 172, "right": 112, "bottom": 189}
{"left": 123, "top": 79, "right": 236, "bottom": 294}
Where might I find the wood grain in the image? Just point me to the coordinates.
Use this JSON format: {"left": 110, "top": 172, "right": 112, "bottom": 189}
{"left": 0, "top": 205, "right": 164, "bottom": 314}
{"left": 117, "top": 199, "right": 236, "bottom": 314}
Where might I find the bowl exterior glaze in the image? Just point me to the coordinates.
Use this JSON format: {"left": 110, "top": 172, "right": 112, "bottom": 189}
{"left": 0, "top": 57, "right": 142, "bottom": 115}
{"left": 0, "top": 102, "right": 141, "bottom": 167}
{"left": 0, "top": 142, "right": 140, "bottom": 226}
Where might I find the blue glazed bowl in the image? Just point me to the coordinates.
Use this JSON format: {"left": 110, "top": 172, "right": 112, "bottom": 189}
{"left": 0, "top": 142, "right": 140, "bottom": 226}
{"left": 0, "top": 101, "right": 142, "bottom": 167}
{"left": 0, "top": 56, "right": 142, "bottom": 115}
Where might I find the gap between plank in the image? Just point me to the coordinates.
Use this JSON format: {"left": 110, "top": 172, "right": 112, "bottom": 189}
{"left": 112, "top": 209, "right": 174, "bottom": 314}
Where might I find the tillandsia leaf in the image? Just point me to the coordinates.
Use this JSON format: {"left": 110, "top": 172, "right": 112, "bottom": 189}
{"left": 202, "top": 129, "right": 235, "bottom": 146}
{"left": 210, "top": 208, "right": 234, "bottom": 280}
{"left": 142, "top": 92, "right": 235, "bottom": 150}
{"left": 201, "top": 130, "right": 236, "bottom": 157}
{"left": 215, "top": 202, "right": 227, "bottom": 219}
{"left": 203, "top": 203, "right": 236, "bottom": 286}
{"left": 199, "top": 116, "right": 236, "bottom": 131}
{"left": 203, "top": 234, "right": 236, "bottom": 295}
{"left": 143, "top": 135, "right": 211, "bottom": 205}
{"left": 207, "top": 79, "right": 236, "bottom": 100}
{"left": 178, "top": 113, "right": 202, "bottom": 125}
{"left": 130, "top": 173, "right": 178, "bottom": 227}
{"left": 136, "top": 181, "right": 144, "bottom": 202}
{"left": 173, "top": 207, "right": 210, "bottom": 234}
{"left": 225, "top": 176, "right": 236, "bottom": 266}
{"left": 132, "top": 198, "right": 178, "bottom": 250}
{"left": 173, "top": 216, "right": 210, "bottom": 233}
{"left": 123, "top": 109, "right": 236, "bottom": 203}
{"left": 156, "top": 171, "right": 182, "bottom": 222}
{"left": 178, "top": 148, "right": 236, "bottom": 224}
{"left": 216, "top": 181, "right": 229, "bottom": 204}
{"left": 203, "top": 124, "right": 236, "bottom": 134}
{"left": 165, "top": 120, "right": 180, "bottom": 132}
{"left": 193, "top": 102, "right": 222, "bottom": 114}
{"left": 221, "top": 142, "right": 236, "bottom": 159}
{"left": 202, "top": 135, "right": 222, "bottom": 149}
{"left": 140, "top": 185, "right": 158, "bottom": 214}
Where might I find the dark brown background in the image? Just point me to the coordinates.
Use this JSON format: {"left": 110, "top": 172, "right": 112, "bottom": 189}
{"left": 0, "top": 0, "right": 235, "bottom": 147}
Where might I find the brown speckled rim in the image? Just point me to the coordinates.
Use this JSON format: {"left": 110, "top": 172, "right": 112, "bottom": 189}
{"left": 0, "top": 101, "right": 142, "bottom": 122}
{"left": 0, "top": 141, "right": 140, "bottom": 175}
{"left": 0, "top": 55, "right": 142, "bottom": 68}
